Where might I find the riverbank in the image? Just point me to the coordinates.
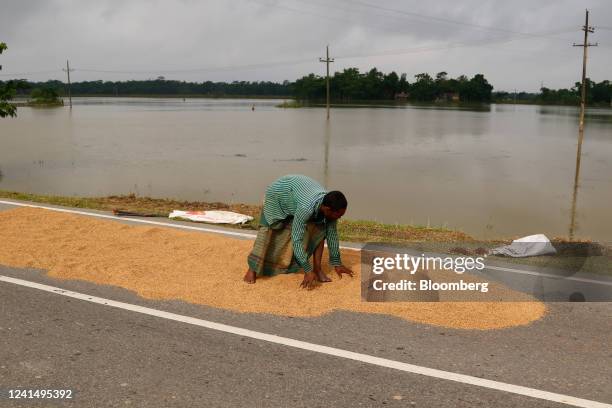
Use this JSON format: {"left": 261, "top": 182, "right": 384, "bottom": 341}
{"left": 0, "top": 190, "right": 471, "bottom": 243}
{"left": 11, "top": 95, "right": 611, "bottom": 109}
{"left": 12, "top": 100, "right": 64, "bottom": 107}
{"left": 13, "top": 94, "right": 293, "bottom": 101}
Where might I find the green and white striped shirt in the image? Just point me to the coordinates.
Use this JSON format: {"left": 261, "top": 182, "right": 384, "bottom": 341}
{"left": 263, "top": 175, "right": 342, "bottom": 272}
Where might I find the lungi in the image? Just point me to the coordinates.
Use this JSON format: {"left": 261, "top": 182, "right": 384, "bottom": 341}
{"left": 247, "top": 212, "right": 326, "bottom": 276}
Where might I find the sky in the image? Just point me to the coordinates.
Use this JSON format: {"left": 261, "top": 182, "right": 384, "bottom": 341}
{"left": 0, "top": 0, "right": 611, "bottom": 91}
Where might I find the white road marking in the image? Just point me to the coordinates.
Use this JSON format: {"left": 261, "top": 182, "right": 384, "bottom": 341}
{"left": 0, "top": 199, "right": 363, "bottom": 251}
{"left": 0, "top": 199, "right": 257, "bottom": 239}
{"left": 1, "top": 274, "right": 610, "bottom": 408}
{"left": 486, "top": 265, "right": 612, "bottom": 287}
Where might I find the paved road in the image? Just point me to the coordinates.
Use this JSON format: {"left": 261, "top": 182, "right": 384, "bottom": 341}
{"left": 1, "top": 265, "right": 611, "bottom": 407}
{"left": 0, "top": 200, "right": 611, "bottom": 407}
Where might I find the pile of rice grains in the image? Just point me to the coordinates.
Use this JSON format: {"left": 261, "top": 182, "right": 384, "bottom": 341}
{"left": 0, "top": 207, "right": 546, "bottom": 330}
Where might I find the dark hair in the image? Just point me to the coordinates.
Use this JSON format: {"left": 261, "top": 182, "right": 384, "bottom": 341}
{"left": 322, "top": 191, "right": 347, "bottom": 211}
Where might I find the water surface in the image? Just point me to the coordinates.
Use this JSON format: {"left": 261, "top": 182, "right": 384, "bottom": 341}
{"left": 1, "top": 97, "right": 610, "bottom": 241}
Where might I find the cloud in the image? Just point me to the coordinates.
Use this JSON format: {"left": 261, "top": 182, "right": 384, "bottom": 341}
{"left": 0, "top": 0, "right": 610, "bottom": 91}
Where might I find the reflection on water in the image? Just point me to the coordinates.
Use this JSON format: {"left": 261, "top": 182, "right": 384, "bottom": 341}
{"left": 0, "top": 97, "right": 611, "bottom": 241}
{"left": 538, "top": 105, "right": 612, "bottom": 123}
{"left": 323, "top": 120, "right": 331, "bottom": 189}
{"left": 320, "top": 103, "right": 493, "bottom": 113}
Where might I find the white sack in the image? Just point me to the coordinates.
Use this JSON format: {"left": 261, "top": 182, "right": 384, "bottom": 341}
{"left": 490, "top": 234, "right": 557, "bottom": 257}
{"left": 169, "top": 210, "right": 253, "bottom": 225}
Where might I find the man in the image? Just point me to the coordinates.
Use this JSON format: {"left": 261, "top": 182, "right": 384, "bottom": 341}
{"left": 244, "top": 174, "right": 353, "bottom": 289}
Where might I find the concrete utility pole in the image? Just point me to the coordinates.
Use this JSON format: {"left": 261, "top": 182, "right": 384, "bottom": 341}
{"left": 63, "top": 60, "right": 74, "bottom": 109}
{"left": 569, "top": 9, "right": 597, "bottom": 240}
{"left": 319, "top": 45, "right": 334, "bottom": 120}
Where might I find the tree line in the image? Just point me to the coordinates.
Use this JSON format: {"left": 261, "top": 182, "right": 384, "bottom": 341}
{"left": 293, "top": 69, "right": 494, "bottom": 102}
{"left": 3, "top": 68, "right": 611, "bottom": 106}
{"left": 5, "top": 69, "right": 496, "bottom": 103}
{"left": 494, "top": 79, "right": 612, "bottom": 106}
{"left": 8, "top": 77, "right": 293, "bottom": 98}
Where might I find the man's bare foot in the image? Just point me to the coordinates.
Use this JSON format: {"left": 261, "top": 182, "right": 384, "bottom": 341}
{"left": 315, "top": 270, "right": 332, "bottom": 283}
{"left": 243, "top": 269, "right": 256, "bottom": 284}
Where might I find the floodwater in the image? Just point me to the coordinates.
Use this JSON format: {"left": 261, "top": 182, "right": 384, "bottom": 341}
{"left": 0, "top": 97, "right": 611, "bottom": 241}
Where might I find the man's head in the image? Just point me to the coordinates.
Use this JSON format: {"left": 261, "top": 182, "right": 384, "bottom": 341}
{"left": 320, "top": 191, "right": 347, "bottom": 221}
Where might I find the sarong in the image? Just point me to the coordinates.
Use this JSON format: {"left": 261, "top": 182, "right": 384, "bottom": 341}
{"left": 247, "top": 212, "right": 326, "bottom": 277}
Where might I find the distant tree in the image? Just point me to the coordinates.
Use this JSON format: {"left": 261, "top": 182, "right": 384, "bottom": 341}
{"left": 591, "top": 80, "right": 612, "bottom": 104}
{"left": 382, "top": 71, "right": 400, "bottom": 99}
{"left": 10, "top": 66, "right": 507, "bottom": 104}
{"left": 435, "top": 71, "right": 448, "bottom": 81}
{"left": 435, "top": 71, "right": 451, "bottom": 95}
{"left": 331, "top": 68, "right": 362, "bottom": 100}
{"left": 398, "top": 73, "right": 410, "bottom": 93}
{"left": 30, "top": 87, "right": 61, "bottom": 103}
{"left": 293, "top": 73, "right": 325, "bottom": 100}
{"left": 538, "top": 78, "right": 612, "bottom": 105}
{"left": 295, "top": 68, "right": 494, "bottom": 102}
{"left": 363, "top": 68, "right": 384, "bottom": 99}
{"left": 538, "top": 86, "right": 579, "bottom": 105}
{"left": 458, "top": 74, "right": 493, "bottom": 102}
{"left": 0, "top": 42, "right": 17, "bottom": 118}
{"left": 410, "top": 73, "right": 437, "bottom": 101}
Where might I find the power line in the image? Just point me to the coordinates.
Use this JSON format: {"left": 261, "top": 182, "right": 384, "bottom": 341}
{"left": 74, "top": 57, "right": 317, "bottom": 74}
{"left": 0, "top": 36, "right": 537, "bottom": 78}
{"left": 0, "top": 2, "right": 587, "bottom": 79}
{"left": 0, "top": 36, "right": 536, "bottom": 78}
{"left": 0, "top": 27, "right": 597, "bottom": 79}
{"left": 0, "top": 69, "right": 62, "bottom": 77}
{"left": 304, "top": 0, "right": 577, "bottom": 40}
{"left": 251, "top": 0, "right": 576, "bottom": 42}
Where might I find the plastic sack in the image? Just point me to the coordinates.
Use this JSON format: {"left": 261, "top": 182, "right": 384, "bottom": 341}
{"left": 490, "top": 234, "right": 557, "bottom": 257}
{"left": 169, "top": 210, "right": 253, "bottom": 225}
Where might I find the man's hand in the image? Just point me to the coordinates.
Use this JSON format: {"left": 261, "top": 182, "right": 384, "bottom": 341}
{"left": 300, "top": 271, "right": 318, "bottom": 290}
{"left": 334, "top": 265, "right": 354, "bottom": 279}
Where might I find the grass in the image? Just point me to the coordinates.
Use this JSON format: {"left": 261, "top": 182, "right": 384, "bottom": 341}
{"left": 275, "top": 100, "right": 304, "bottom": 108}
{"left": 59, "top": 94, "right": 293, "bottom": 100}
{"left": 13, "top": 100, "right": 64, "bottom": 107}
{"left": 336, "top": 219, "right": 471, "bottom": 244}
{"left": 0, "top": 190, "right": 466, "bottom": 242}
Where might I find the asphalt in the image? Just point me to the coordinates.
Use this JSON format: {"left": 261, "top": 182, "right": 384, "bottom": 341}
{"left": 0, "top": 200, "right": 611, "bottom": 407}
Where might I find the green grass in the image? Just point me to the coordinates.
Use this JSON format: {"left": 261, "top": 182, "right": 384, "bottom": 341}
{"left": 0, "top": 190, "right": 466, "bottom": 243}
{"left": 0, "top": 190, "right": 107, "bottom": 210}
{"left": 336, "top": 219, "right": 470, "bottom": 244}
{"left": 275, "top": 100, "right": 304, "bottom": 108}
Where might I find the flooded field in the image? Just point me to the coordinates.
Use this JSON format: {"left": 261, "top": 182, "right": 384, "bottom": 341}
{"left": 0, "top": 97, "right": 610, "bottom": 241}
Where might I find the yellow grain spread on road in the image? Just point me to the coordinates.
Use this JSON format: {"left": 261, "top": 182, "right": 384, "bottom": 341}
{"left": 0, "top": 207, "right": 546, "bottom": 329}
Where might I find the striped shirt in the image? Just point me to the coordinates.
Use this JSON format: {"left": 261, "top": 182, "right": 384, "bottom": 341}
{"left": 263, "top": 175, "right": 342, "bottom": 272}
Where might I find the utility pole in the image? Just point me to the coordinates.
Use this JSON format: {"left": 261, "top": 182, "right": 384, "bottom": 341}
{"left": 569, "top": 9, "right": 597, "bottom": 240}
{"left": 63, "top": 60, "right": 74, "bottom": 109}
{"left": 319, "top": 45, "right": 334, "bottom": 120}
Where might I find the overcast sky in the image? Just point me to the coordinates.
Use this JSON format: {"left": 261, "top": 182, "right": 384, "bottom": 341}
{"left": 0, "top": 0, "right": 611, "bottom": 91}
